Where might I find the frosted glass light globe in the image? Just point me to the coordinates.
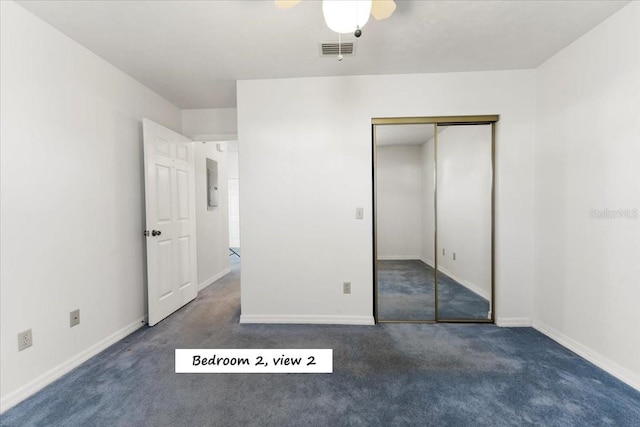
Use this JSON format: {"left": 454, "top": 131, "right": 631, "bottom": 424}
{"left": 322, "top": 0, "right": 372, "bottom": 34}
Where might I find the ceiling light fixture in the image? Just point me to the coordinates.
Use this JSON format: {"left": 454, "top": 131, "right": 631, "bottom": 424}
{"left": 275, "top": 0, "right": 397, "bottom": 35}
{"left": 275, "top": 0, "right": 396, "bottom": 60}
{"left": 322, "top": 0, "right": 371, "bottom": 37}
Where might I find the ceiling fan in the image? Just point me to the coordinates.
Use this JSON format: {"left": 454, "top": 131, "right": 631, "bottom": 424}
{"left": 275, "top": 0, "right": 397, "bottom": 36}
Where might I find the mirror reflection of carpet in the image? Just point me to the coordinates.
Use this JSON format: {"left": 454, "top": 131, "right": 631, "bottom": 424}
{"left": 378, "top": 260, "right": 489, "bottom": 321}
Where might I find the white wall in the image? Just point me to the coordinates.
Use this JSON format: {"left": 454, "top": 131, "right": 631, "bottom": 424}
{"left": 376, "top": 146, "right": 423, "bottom": 259}
{"left": 437, "top": 125, "right": 492, "bottom": 299}
{"left": 238, "top": 69, "right": 536, "bottom": 325}
{"left": 0, "top": 1, "right": 181, "bottom": 411}
{"left": 193, "top": 143, "right": 230, "bottom": 290}
{"left": 534, "top": 1, "right": 640, "bottom": 389}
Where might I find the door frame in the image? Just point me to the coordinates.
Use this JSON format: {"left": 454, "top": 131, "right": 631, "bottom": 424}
{"left": 371, "top": 115, "right": 499, "bottom": 324}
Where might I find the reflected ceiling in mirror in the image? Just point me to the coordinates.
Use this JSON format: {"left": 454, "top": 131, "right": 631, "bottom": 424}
{"left": 375, "top": 124, "right": 435, "bottom": 147}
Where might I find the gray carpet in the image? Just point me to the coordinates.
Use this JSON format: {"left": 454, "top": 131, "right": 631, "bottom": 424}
{"left": 377, "top": 260, "right": 490, "bottom": 321}
{"left": 2, "top": 258, "right": 640, "bottom": 426}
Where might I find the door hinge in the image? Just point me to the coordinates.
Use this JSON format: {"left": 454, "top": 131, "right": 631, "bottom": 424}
{"left": 144, "top": 230, "right": 150, "bottom": 237}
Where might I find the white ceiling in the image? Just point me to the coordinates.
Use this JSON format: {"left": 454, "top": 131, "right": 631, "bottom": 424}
{"left": 17, "top": 0, "right": 629, "bottom": 109}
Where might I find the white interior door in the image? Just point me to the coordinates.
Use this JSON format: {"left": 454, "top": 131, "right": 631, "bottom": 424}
{"left": 143, "top": 118, "right": 197, "bottom": 326}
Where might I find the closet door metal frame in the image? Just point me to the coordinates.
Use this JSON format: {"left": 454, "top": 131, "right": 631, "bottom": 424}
{"left": 372, "top": 115, "right": 499, "bottom": 324}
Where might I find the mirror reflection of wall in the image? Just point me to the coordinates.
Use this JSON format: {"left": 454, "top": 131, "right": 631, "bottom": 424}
{"left": 377, "top": 145, "right": 422, "bottom": 259}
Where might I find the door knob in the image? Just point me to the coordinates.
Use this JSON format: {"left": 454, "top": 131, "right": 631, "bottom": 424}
{"left": 152, "top": 230, "right": 161, "bottom": 236}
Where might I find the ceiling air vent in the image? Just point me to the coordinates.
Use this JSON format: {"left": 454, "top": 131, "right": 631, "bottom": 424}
{"left": 320, "top": 41, "right": 355, "bottom": 57}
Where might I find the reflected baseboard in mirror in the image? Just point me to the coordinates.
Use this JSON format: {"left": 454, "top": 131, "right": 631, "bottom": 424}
{"left": 435, "top": 267, "right": 490, "bottom": 320}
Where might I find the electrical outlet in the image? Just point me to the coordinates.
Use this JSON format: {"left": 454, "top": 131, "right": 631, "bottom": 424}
{"left": 18, "top": 329, "right": 33, "bottom": 351}
{"left": 343, "top": 282, "right": 351, "bottom": 294}
{"left": 70, "top": 309, "right": 80, "bottom": 327}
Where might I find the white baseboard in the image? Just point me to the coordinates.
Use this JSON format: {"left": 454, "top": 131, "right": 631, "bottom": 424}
{"left": 534, "top": 320, "right": 640, "bottom": 392}
{"left": 239, "top": 314, "right": 375, "bottom": 326}
{"left": 377, "top": 255, "right": 421, "bottom": 261}
{"left": 0, "top": 317, "right": 146, "bottom": 414}
{"left": 198, "top": 268, "right": 231, "bottom": 292}
{"left": 436, "top": 265, "right": 490, "bottom": 301}
{"left": 496, "top": 317, "right": 532, "bottom": 327}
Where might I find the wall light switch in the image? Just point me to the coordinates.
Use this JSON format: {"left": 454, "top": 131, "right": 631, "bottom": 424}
{"left": 343, "top": 282, "right": 351, "bottom": 294}
{"left": 356, "top": 208, "right": 364, "bottom": 220}
{"left": 70, "top": 309, "right": 80, "bottom": 327}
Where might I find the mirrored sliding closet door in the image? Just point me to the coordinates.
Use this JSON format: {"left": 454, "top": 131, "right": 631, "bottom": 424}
{"left": 435, "top": 124, "right": 492, "bottom": 321}
{"left": 374, "top": 123, "right": 436, "bottom": 322}
{"left": 373, "top": 116, "right": 497, "bottom": 324}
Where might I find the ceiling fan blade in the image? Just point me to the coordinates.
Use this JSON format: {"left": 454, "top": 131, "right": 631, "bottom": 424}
{"left": 371, "top": 0, "right": 396, "bottom": 20}
{"left": 274, "top": 0, "right": 302, "bottom": 9}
